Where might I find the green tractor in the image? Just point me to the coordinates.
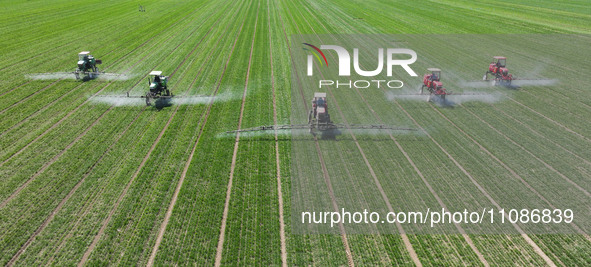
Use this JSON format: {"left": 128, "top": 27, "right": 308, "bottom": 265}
{"left": 74, "top": 51, "right": 101, "bottom": 80}
{"left": 145, "top": 71, "right": 171, "bottom": 106}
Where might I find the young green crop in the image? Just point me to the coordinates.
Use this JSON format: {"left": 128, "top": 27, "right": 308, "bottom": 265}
{"left": 1, "top": 0, "right": 591, "bottom": 266}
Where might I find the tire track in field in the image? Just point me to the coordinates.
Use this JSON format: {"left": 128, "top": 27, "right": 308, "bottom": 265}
{"left": 0, "top": 33, "right": 153, "bottom": 136}
{"left": 76, "top": 10, "right": 227, "bottom": 265}
{"left": 308, "top": 0, "right": 588, "bottom": 264}
{"left": 402, "top": 23, "right": 589, "bottom": 151}
{"left": 520, "top": 89, "right": 589, "bottom": 122}
{"left": 0, "top": 45, "right": 171, "bottom": 195}
{"left": 3, "top": 6, "right": 222, "bottom": 266}
{"left": 0, "top": 80, "right": 113, "bottom": 167}
{"left": 0, "top": 81, "right": 31, "bottom": 98}
{"left": 0, "top": 1, "right": 215, "bottom": 138}
{"left": 305, "top": 44, "right": 423, "bottom": 266}
{"left": 0, "top": 10, "right": 127, "bottom": 96}
{"left": 11, "top": 13, "right": 222, "bottom": 262}
{"left": 267, "top": 1, "right": 287, "bottom": 265}
{"left": 0, "top": 1, "right": 206, "bottom": 108}
{"left": 118, "top": 2, "right": 240, "bottom": 260}
{"left": 323, "top": 77, "right": 424, "bottom": 266}
{"left": 458, "top": 104, "right": 591, "bottom": 198}
{"left": 0, "top": 79, "right": 61, "bottom": 116}
{"left": 490, "top": 105, "right": 591, "bottom": 167}
{"left": 123, "top": 16, "right": 214, "bottom": 96}
{"left": 146, "top": 3, "right": 248, "bottom": 262}
{"left": 0, "top": 0, "right": 207, "bottom": 76}
{"left": 499, "top": 39, "right": 591, "bottom": 103}
{"left": 77, "top": 91, "right": 177, "bottom": 267}
{"left": 0, "top": 106, "right": 112, "bottom": 210}
{"left": 279, "top": 4, "right": 355, "bottom": 266}
{"left": 0, "top": 82, "right": 85, "bottom": 136}
{"left": 0, "top": 47, "right": 155, "bottom": 165}
{"left": 506, "top": 95, "right": 589, "bottom": 142}
{"left": 346, "top": 86, "right": 488, "bottom": 265}
{"left": 214, "top": 2, "right": 260, "bottom": 265}
{"left": 138, "top": 1, "right": 248, "bottom": 263}
{"left": 5, "top": 106, "right": 146, "bottom": 266}
{"left": 66, "top": 1, "right": 240, "bottom": 264}
{"left": 393, "top": 100, "right": 556, "bottom": 266}
{"left": 0, "top": 6, "right": 127, "bottom": 73}
{"left": 291, "top": 4, "right": 423, "bottom": 265}
{"left": 2, "top": 3, "right": 219, "bottom": 261}
{"left": 45, "top": 114, "right": 156, "bottom": 266}
{"left": 144, "top": 45, "right": 217, "bottom": 266}
{"left": 0, "top": 3, "right": 219, "bottom": 167}
{"left": 457, "top": 105, "right": 591, "bottom": 241}
{"left": 518, "top": 75, "right": 591, "bottom": 112}
{"left": 429, "top": 103, "right": 587, "bottom": 255}
{"left": 297, "top": 2, "right": 487, "bottom": 264}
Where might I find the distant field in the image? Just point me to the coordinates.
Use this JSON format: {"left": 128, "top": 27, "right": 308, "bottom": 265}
{"left": 0, "top": 0, "right": 590, "bottom": 266}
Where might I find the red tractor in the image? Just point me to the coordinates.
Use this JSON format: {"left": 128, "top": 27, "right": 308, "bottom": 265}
{"left": 421, "top": 68, "right": 449, "bottom": 102}
{"left": 308, "top": 92, "right": 332, "bottom": 133}
{"left": 483, "top": 56, "right": 513, "bottom": 86}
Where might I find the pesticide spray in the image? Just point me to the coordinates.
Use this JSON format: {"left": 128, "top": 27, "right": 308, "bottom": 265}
{"left": 26, "top": 72, "right": 132, "bottom": 81}
{"left": 89, "top": 91, "right": 239, "bottom": 106}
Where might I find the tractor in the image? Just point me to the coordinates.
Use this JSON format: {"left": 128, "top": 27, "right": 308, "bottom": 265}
{"left": 145, "top": 71, "right": 171, "bottom": 106}
{"left": 421, "top": 68, "right": 449, "bottom": 102}
{"left": 308, "top": 92, "right": 332, "bottom": 133}
{"left": 483, "top": 56, "right": 513, "bottom": 86}
{"left": 225, "top": 92, "right": 416, "bottom": 137}
{"left": 75, "top": 51, "right": 101, "bottom": 80}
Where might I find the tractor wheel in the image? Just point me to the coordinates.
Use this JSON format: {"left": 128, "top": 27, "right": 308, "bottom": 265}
{"left": 165, "top": 89, "right": 170, "bottom": 96}
{"left": 145, "top": 92, "right": 152, "bottom": 106}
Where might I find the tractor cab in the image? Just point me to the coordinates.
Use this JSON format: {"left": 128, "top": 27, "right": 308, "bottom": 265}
{"left": 493, "top": 56, "right": 506, "bottom": 67}
{"left": 74, "top": 51, "right": 101, "bottom": 79}
{"left": 78, "top": 51, "right": 90, "bottom": 62}
{"left": 144, "top": 71, "right": 171, "bottom": 106}
{"left": 310, "top": 92, "right": 330, "bottom": 125}
{"left": 428, "top": 68, "right": 441, "bottom": 81}
{"left": 423, "top": 68, "right": 443, "bottom": 89}
{"left": 148, "top": 71, "right": 168, "bottom": 94}
{"left": 77, "top": 51, "right": 91, "bottom": 69}
{"left": 312, "top": 92, "right": 327, "bottom": 110}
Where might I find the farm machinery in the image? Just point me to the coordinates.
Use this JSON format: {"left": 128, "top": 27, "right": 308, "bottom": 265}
{"left": 388, "top": 68, "right": 490, "bottom": 104}
{"left": 483, "top": 56, "right": 512, "bottom": 86}
{"left": 421, "top": 68, "right": 451, "bottom": 102}
{"left": 308, "top": 93, "right": 333, "bottom": 133}
{"left": 143, "top": 71, "right": 171, "bottom": 106}
{"left": 470, "top": 56, "right": 556, "bottom": 88}
{"left": 93, "top": 70, "right": 210, "bottom": 107}
{"left": 74, "top": 51, "right": 102, "bottom": 80}
{"left": 225, "top": 92, "right": 415, "bottom": 137}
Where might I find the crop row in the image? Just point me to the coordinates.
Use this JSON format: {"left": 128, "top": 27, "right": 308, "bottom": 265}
{"left": 1, "top": 0, "right": 590, "bottom": 265}
{"left": 0, "top": 0, "right": 234, "bottom": 265}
